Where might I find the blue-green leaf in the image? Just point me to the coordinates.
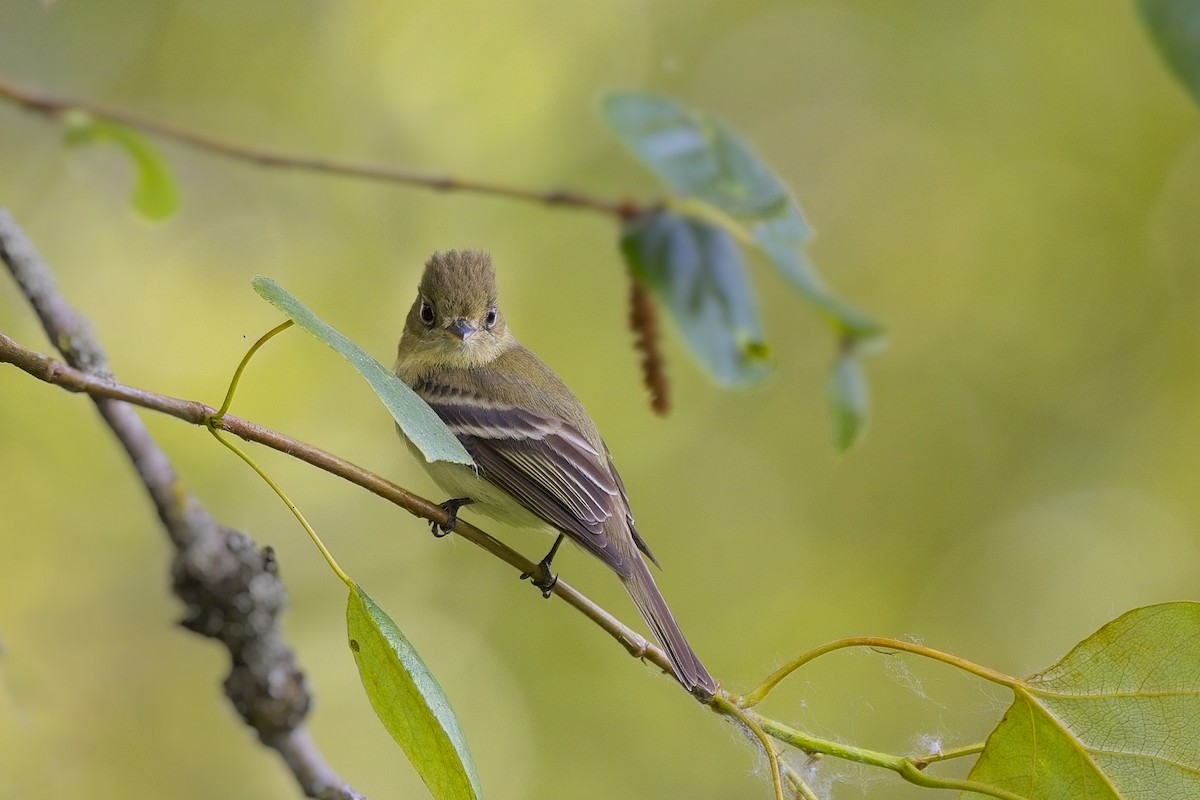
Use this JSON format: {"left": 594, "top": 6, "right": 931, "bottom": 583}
{"left": 252, "top": 276, "right": 473, "bottom": 466}
{"left": 602, "top": 91, "right": 882, "bottom": 342}
{"left": 602, "top": 93, "right": 792, "bottom": 219}
{"left": 621, "top": 209, "right": 769, "bottom": 387}
{"left": 348, "top": 585, "right": 481, "bottom": 800}
{"left": 1139, "top": 0, "right": 1200, "bottom": 107}
{"left": 61, "top": 110, "right": 179, "bottom": 221}
{"left": 828, "top": 352, "right": 869, "bottom": 452}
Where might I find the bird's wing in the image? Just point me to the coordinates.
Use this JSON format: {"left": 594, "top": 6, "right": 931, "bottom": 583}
{"left": 416, "top": 381, "right": 633, "bottom": 578}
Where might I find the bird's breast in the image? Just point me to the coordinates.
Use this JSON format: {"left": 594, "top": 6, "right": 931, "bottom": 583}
{"left": 402, "top": 432, "right": 557, "bottom": 535}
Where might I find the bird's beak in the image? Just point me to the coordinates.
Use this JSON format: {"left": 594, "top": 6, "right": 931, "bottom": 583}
{"left": 448, "top": 319, "right": 477, "bottom": 340}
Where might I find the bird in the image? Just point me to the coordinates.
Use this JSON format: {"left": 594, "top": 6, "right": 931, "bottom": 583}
{"left": 392, "top": 249, "right": 716, "bottom": 697}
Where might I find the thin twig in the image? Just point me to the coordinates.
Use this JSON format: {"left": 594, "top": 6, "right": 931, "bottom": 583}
{"left": 909, "top": 741, "right": 985, "bottom": 769}
{"left": 0, "top": 208, "right": 364, "bottom": 800}
{"left": 0, "top": 74, "right": 631, "bottom": 217}
{"left": 781, "top": 763, "right": 822, "bottom": 800}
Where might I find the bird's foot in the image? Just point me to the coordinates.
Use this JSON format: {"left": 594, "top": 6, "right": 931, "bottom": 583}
{"left": 520, "top": 557, "right": 559, "bottom": 598}
{"left": 430, "top": 497, "right": 472, "bottom": 538}
{"left": 519, "top": 534, "right": 564, "bottom": 598}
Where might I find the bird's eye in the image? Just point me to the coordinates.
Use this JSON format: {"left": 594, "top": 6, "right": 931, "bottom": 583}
{"left": 484, "top": 307, "right": 497, "bottom": 329}
{"left": 419, "top": 299, "right": 435, "bottom": 326}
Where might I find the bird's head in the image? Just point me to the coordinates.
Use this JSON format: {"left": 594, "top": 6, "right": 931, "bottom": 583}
{"left": 400, "top": 249, "right": 513, "bottom": 369}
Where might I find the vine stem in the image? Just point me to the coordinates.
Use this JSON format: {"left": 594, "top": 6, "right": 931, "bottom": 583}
{"left": 208, "top": 426, "right": 353, "bottom": 589}
{"left": 738, "top": 636, "right": 1018, "bottom": 708}
{"left": 206, "top": 319, "right": 359, "bottom": 586}
{"left": 216, "top": 319, "right": 294, "bottom": 418}
{"left": 751, "top": 714, "right": 1028, "bottom": 800}
{"left": 0, "top": 74, "right": 633, "bottom": 217}
{"left": 782, "top": 765, "right": 822, "bottom": 800}
{"left": 713, "top": 694, "right": 786, "bottom": 800}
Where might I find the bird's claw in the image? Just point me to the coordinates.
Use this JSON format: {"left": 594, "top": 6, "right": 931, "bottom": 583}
{"left": 520, "top": 559, "right": 558, "bottom": 598}
{"left": 430, "top": 497, "right": 472, "bottom": 538}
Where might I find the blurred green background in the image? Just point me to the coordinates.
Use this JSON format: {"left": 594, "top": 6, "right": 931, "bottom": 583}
{"left": 2, "top": 2, "right": 1198, "bottom": 798}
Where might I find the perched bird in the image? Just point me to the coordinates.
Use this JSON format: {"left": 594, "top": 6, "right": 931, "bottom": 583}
{"left": 393, "top": 250, "right": 716, "bottom": 697}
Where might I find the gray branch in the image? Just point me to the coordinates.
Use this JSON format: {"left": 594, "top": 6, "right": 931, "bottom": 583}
{"left": 0, "top": 207, "right": 365, "bottom": 800}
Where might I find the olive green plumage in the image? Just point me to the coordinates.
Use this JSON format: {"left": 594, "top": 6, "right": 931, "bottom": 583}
{"left": 394, "top": 250, "right": 715, "bottom": 696}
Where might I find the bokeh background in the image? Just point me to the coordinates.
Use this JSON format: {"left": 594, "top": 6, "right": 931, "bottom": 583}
{"left": 2, "top": 2, "right": 1198, "bottom": 798}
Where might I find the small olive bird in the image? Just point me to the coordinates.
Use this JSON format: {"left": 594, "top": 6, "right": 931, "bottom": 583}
{"left": 393, "top": 250, "right": 716, "bottom": 696}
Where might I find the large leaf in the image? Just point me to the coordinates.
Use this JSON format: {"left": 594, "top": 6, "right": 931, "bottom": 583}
{"left": 962, "top": 602, "right": 1200, "bottom": 799}
{"left": 620, "top": 209, "right": 769, "bottom": 387}
{"left": 602, "top": 91, "right": 881, "bottom": 341}
{"left": 348, "top": 585, "right": 482, "bottom": 800}
{"left": 1139, "top": 0, "right": 1200, "bottom": 107}
{"left": 62, "top": 110, "right": 179, "bottom": 221}
{"left": 252, "top": 276, "right": 473, "bottom": 466}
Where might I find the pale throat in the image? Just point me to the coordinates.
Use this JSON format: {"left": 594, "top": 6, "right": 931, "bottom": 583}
{"left": 396, "top": 329, "right": 512, "bottom": 378}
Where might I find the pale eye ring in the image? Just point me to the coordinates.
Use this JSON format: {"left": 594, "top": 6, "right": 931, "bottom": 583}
{"left": 419, "top": 299, "right": 435, "bottom": 326}
{"left": 485, "top": 307, "right": 497, "bottom": 329}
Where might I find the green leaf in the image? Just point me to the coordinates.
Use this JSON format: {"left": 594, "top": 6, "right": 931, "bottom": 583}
{"left": 347, "top": 586, "right": 482, "bottom": 800}
{"left": 620, "top": 209, "right": 770, "bottom": 387}
{"left": 251, "top": 276, "right": 473, "bottom": 466}
{"left": 753, "top": 207, "right": 883, "bottom": 341}
{"left": 828, "top": 352, "right": 869, "bottom": 452}
{"left": 61, "top": 110, "right": 179, "bottom": 221}
{"left": 602, "top": 91, "right": 882, "bottom": 341}
{"left": 602, "top": 92, "right": 792, "bottom": 219}
{"left": 962, "top": 602, "right": 1200, "bottom": 799}
{"left": 1139, "top": 0, "right": 1200, "bottom": 106}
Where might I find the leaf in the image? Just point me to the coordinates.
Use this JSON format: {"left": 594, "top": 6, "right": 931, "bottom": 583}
{"left": 620, "top": 209, "right": 770, "bottom": 387}
{"left": 1138, "top": 0, "right": 1200, "bottom": 107}
{"left": 602, "top": 91, "right": 882, "bottom": 342}
{"left": 347, "top": 585, "right": 482, "bottom": 800}
{"left": 962, "top": 602, "right": 1200, "bottom": 799}
{"left": 753, "top": 207, "right": 883, "bottom": 341}
{"left": 61, "top": 109, "right": 179, "bottom": 221}
{"left": 252, "top": 276, "right": 473, "bottom": 466}
{"left": 828, "top": 352, "right": 869, "bottom": 452}
{"left": 602, "top": 92, "right": 792, "bottom": 219}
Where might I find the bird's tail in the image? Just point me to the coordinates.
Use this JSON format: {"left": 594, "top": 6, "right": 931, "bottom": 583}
{"left": 623, "top": 555, "right": 717, "bottom": 698}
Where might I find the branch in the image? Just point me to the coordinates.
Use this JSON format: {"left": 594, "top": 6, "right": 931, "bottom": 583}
{"left": 1, "top": 213, "right": 1024, "bottom": 800}
{"left": 0, "top": 74, "right": 635, "bottom": 217}
{"left": 0, "top": 320, "right": 691, "bottom": 692}
{"left": 0, "top": 328, "right": 682, "bottom": 688}
{"left": 0, "top": 208, "right": 363, "bottom": 800}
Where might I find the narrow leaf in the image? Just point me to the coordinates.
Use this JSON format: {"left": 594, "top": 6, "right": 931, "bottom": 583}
{"left": 963, "top": 602, "right": 1200, "bottom": 799}
{"left": 61, "top": 110, "right": 179, "bottom": 221}
{"left": 828, "top": 353, "right": 869, "bottom": 452}
{"left": 252, "top": 276, "right": 473, "bottom": 466}
{"left": 348, "top": 586, "right": 482, "bottom": 800}
{"left": 620, "top": 209, "right": 769, "bottom": 387}
{"left": 602, "top": 91, "right": 882, "bottom": 341}
{"left": 1138, "top": 0, "right": 1200, "bottom": 106}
